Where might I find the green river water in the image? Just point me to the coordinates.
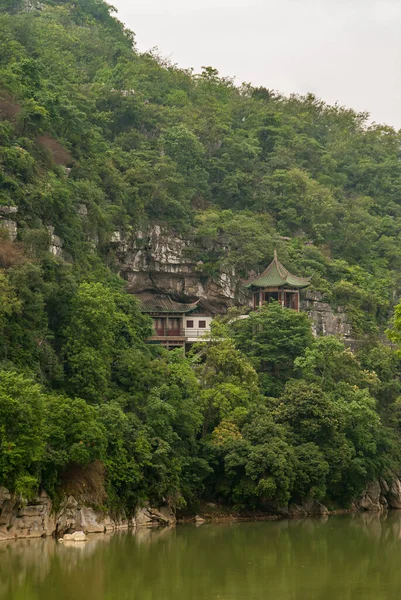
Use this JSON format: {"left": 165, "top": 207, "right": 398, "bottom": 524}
{"left": 2, "top": 513, "right": 401, "bottom": 600}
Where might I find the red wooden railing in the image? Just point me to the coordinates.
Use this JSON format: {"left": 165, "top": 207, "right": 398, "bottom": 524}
{"left": 154, "top": 328, "right": 186, "bottom": 337}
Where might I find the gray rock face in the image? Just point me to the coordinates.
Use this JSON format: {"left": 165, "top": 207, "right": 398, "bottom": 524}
{"left": 77, "top": 203, "right": 88, "bottom": 216}
{"left": 0, "top": 488, "right": 175, "bottom": 540}
{"left": 357, "top": 478, "right": 401, "bottom": 512}
{"left": 288, "top": 503, "right": 309, "bottom": 517}
{"left": 0, "top": 205, "right": 18, "bottom": 240}
{"left": 288, "top": 499, "right": 329, "bottom": 517}
{"left": 0, "top": 218, "right": 18, "bottom": 241}
{"left": 301, "top": 498, "right": 329, "bottom": 516}
{"left": 0, "top": 205, "right": 18, "bottom": 215}
{"left": 111, "top": 225, "right": 245, "bottom": 314}
{"left": 46, "top": 225, "right": 63, "bottom": 257}
{"left": 358, "top": 480, "right": 383, "bottom": 511}
{"left": 301, "top": 290, "right": 352, "bottom": 340}
{"left": 56, "top": 496, "right": 131, "bottom": 535}
{"left": 135, "top": 505, "right": 176, "bottom": 527}
{"left": 63, "top": 531, "right": 87, "bottom": 542}
{"left": 0, "top": 491, "right": 55, "bottom": 540}
{"left": 56, "top": 495, "right": 79, "bottom": 535}
{"left": 386, "top": 478, "right": 401, "bottom": 509}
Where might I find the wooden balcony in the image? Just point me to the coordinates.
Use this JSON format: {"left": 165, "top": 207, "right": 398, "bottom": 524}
{"left": 151, "top": 327, "right": 186, "bottom": 338}
{"left": 185, "top": 328, "right": 211, "bottom": 339}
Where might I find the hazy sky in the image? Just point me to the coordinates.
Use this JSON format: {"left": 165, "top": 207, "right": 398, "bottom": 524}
{"left": 112, "top": 0, "right": 401, "bottom": 129}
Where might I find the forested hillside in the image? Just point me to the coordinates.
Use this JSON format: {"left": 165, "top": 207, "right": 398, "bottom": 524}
{"left": 2, "top": 0, "right": 401, "bottom": 515}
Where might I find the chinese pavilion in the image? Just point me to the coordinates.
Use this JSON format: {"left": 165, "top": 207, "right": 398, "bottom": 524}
{"left": 245, "top": 250, "right": 311, "bottom": 311}
{"left": 137, "top": 293, "right": 212, "bottom": 350}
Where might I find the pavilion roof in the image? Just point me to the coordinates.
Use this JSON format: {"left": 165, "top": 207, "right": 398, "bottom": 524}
{"left": 245, "top": 250, "right": 311, "bottom": 290}
{"left": 137, "top": 293, "right": 199, "bottom": 314}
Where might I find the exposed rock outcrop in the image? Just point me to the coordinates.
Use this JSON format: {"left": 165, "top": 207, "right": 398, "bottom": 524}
{"left": 1, "top": 215, "right": 354, "bottom": 337}
{"left": 111, "top": 225, "right": 246, "bottom": 314}
{"left": 358, "top": 480, "right": 383, "bottom": 512}
{"left": 55, "top": 495, "right": 129, "bottom": 536}
{"left": 287, "top": 499, "right": 329, "bottom": 517}
{"left": 357, "top": 478, "right": 401, "bottom": 511}
{"left": 301, "top": 290, "right": 353, "bottom": 341}
{"left": 0, "top": 205, "right": 18, "bottom": 241}
{"left": 62, "top": 531, "right": 87, "bottom": 542}
{"left": 47, "top": 225, "right": 63, "bottom": 257}
{"left": 385, "top": 478, "right": 401, "bottom": 509}
{"left": 0, "top": 490, "right": 55, "bottom": 540}
{"left": 301, "top": 498, "right": 329, "bottom": 516}
{"left": 135, "top": 504, "right": 176, "bottom": 527}
{"left": 0, "top": 487, "right": 176, "bottom": 541}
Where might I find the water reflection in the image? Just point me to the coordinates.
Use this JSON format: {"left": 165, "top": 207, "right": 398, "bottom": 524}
{"left": 2, "top": 513, "right": 401, "bottom": 599}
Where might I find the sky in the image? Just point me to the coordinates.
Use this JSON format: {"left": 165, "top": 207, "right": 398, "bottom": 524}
{"left": 112, "top": 0, "right": 401, "bottom": 129}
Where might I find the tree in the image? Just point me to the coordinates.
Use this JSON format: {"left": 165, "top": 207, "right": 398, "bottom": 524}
{"left": 191, "top": 321, "right": 260, "bottom": 436}
{"left": 43, "top": 393, "right": 108, "bottom": 494}
{"left": 211, "top": 405, "right": 296, "bottom": 508}
{"left": 63, "top": 282, "right": 117, "bottom": 401}
{"left": 295, "top": 336, "right": 378, "bottom": 393}
{"left": 63, "top": 281, "right": 151, "bottom": 402}
{"left": 232, "top": 302, "right": 313, "bottom": 395}
{"left": 0, "top": 370, "right": 46, "bottom": 497}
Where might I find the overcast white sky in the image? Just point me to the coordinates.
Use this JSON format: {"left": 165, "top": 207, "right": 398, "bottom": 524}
{"left": 112, "top": 0, "right": 401, "bottom": 129}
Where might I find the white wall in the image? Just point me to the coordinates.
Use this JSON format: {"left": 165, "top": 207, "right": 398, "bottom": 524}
{"left": 184, "top": 315, "right": 213, "bottom": 339}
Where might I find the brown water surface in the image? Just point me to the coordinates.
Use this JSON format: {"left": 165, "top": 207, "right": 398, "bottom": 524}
{"left": 1, "top": 512, "right": 401, "bottom": 599}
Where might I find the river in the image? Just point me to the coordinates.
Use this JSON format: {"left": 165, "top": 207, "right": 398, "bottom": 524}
{"left": 2, "top": 512, "right": 401, "bottom": 599}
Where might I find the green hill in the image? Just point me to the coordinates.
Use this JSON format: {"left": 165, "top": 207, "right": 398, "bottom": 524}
{"left": 1, "top": 0, "right": 401, "bottom": 514}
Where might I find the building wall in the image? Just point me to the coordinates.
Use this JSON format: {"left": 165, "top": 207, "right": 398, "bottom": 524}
{"left": 184, "top": 315, "right": 213, "bottom": 339}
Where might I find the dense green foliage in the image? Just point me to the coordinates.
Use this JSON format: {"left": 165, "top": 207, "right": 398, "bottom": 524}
{"left": 1, "top": 0, "right": 401, "bottom": 513}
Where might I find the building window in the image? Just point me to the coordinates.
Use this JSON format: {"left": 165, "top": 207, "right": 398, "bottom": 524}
{"left": 186, "top": 320, "right": 194, "bottom": 328}
{"left": 264, "top": 291, "right": 279, "bottom": 303}
{"left": 284, "top": 292, "right": 298, "bottom": 310}
{"left": 198, "top": 320, "right": 206, "bottom": 328}
{"left": 154, "top": 318, "right": 165, "bottom": 335}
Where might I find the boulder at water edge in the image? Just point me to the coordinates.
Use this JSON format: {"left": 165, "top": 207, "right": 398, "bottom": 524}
{"left": 63, "top": 531, "right": 88, "bottom": 542}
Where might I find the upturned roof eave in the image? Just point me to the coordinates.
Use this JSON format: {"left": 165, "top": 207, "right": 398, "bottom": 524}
{"left": 244, "top": 250, "right": 312, "bottom": 290}
{"left": 138, "top": 294, "right": 200, "bottom": 314}
{"left": 245, "top": 279, "right": 311, "bottom": 290}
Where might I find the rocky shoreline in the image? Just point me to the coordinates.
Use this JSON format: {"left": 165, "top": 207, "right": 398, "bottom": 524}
{"left": 0, "top": 487, "right": 175, "bottom": 542}
{"left": 2, "top": 477, "right": 401, "bottom": 541}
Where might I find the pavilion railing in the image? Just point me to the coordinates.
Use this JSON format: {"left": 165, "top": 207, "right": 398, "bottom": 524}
{"left": 153, "top": 328, "right": 186, "bottom": 337}
{"left": 185, "top": 328, "right": 211, "bottom": 337}
{"left": 152, "top": 328, "right": 211, "bottom": 338}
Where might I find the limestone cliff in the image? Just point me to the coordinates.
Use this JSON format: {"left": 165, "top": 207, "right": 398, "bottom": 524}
{"left": 109, "top": 224, "right": 353, "bottom": 338}
{"left": 301, "top": 290, "right": 353, "bottom": 341}
{"left": 109, "top": 224, "right": 247, "bottom": 314}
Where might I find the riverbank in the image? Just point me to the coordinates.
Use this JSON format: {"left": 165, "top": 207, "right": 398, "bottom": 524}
{"left": 176, "top": 502, "right": 358, "bottom": 524}
{"left": 0, "top": 487, "right": 176, "bottom": 542}
{"left": 3, "top": 475, "right": 401, "bottom": 541}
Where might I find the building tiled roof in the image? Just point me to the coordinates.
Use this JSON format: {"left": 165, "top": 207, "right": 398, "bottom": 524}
{"left": 137, "top": 294, "right": 199, "bottom": 313}
{"left": 245, "top": 250, "right": 311, "bottom": 290}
